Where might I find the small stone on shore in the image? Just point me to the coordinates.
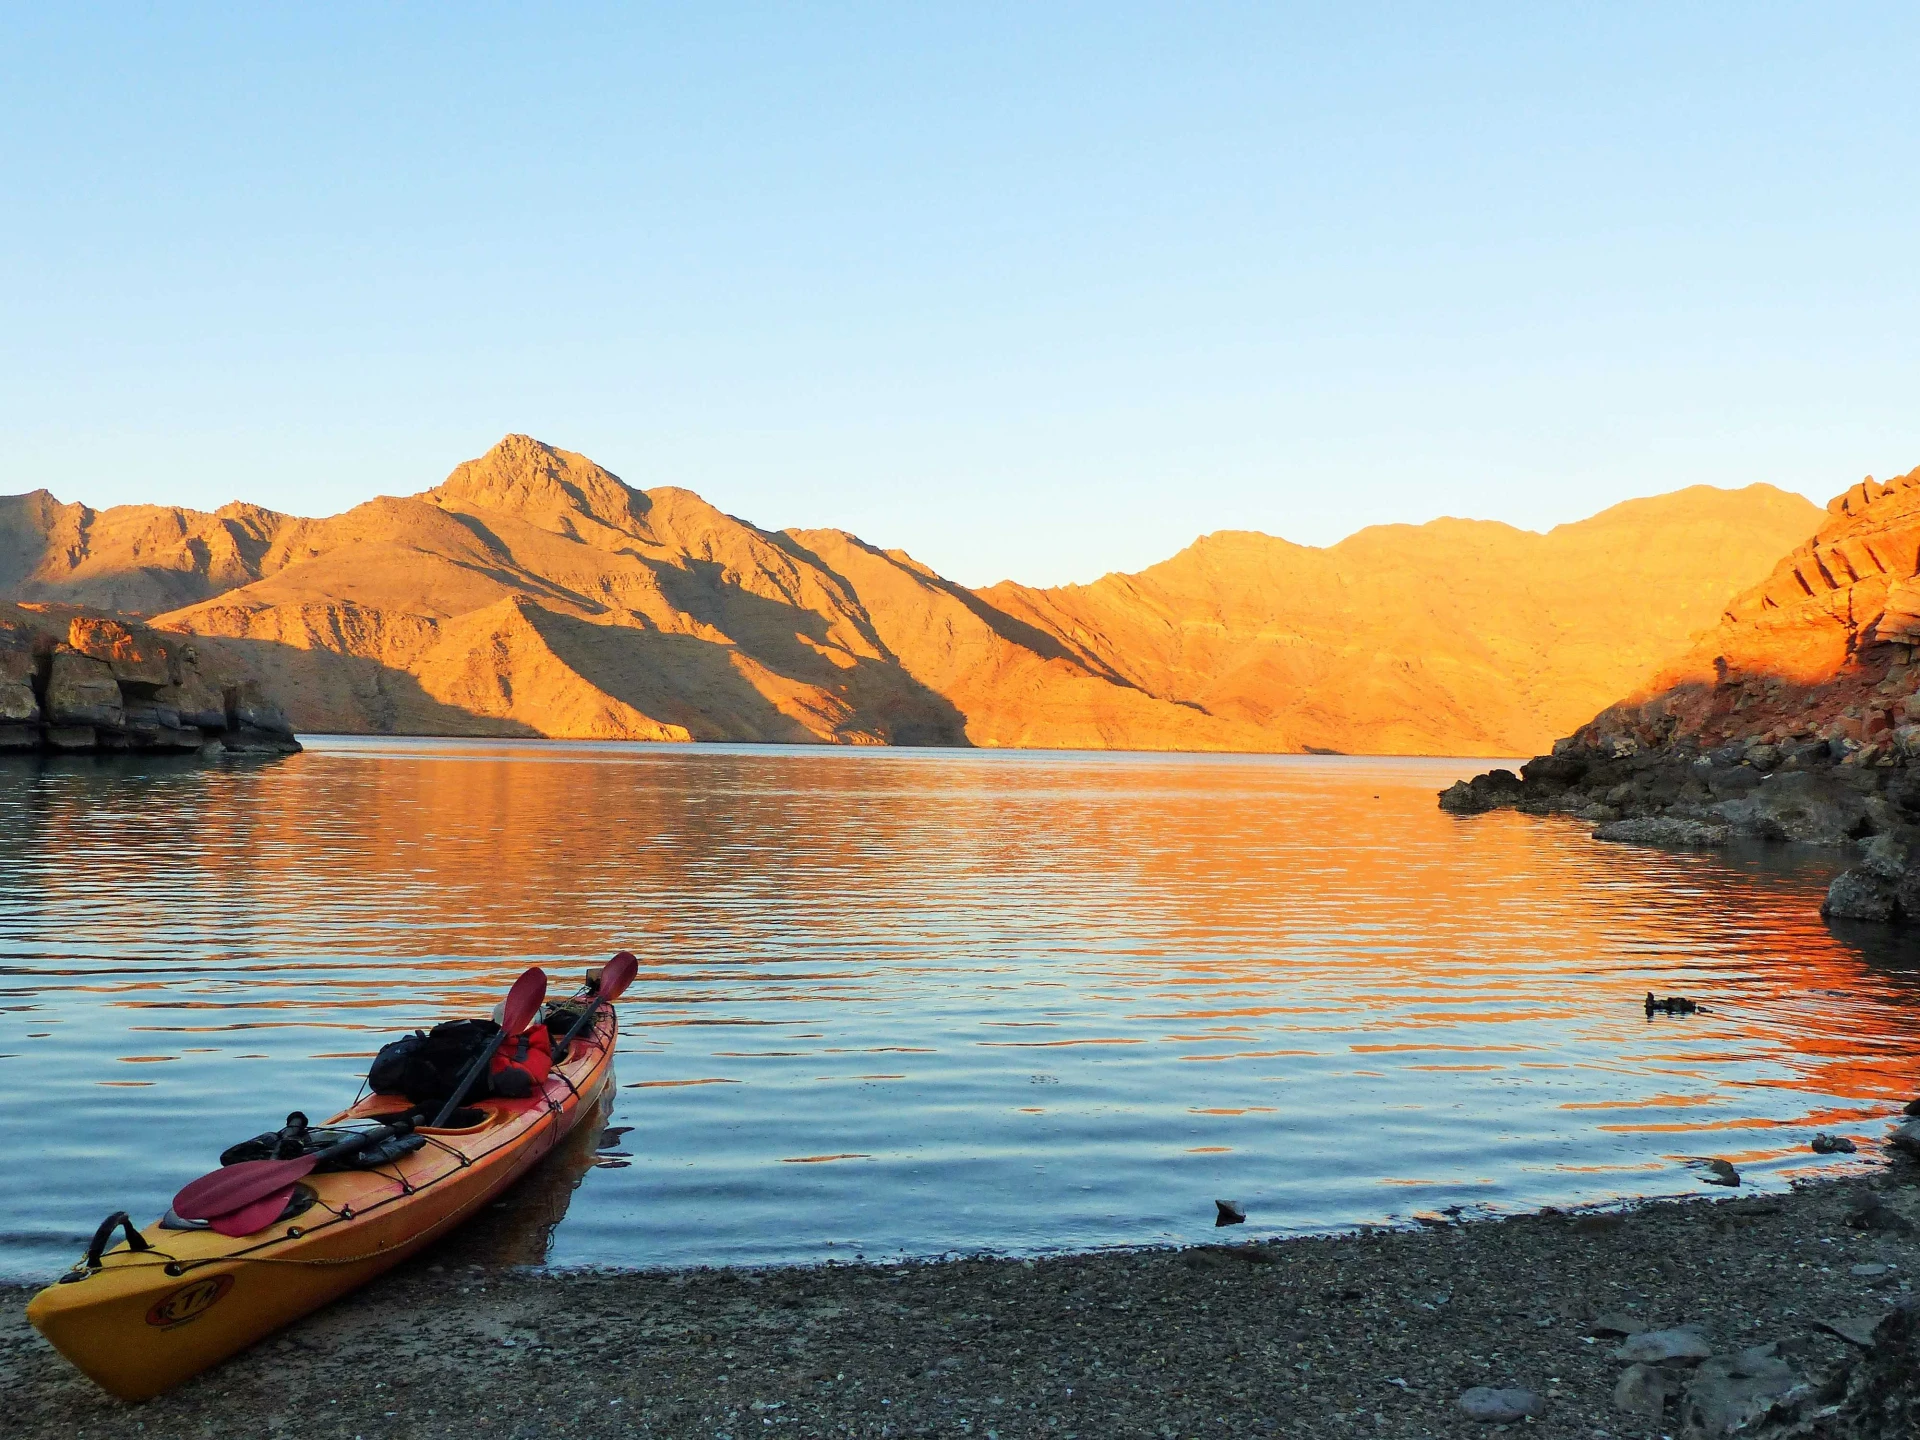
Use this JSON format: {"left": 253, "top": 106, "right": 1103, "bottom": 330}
{"left": 1457, "top": 1385, "right": 1544, "bottom": 1422}
{"left": 1614, "top": 1326, "right": 1714, "bottom": 1364}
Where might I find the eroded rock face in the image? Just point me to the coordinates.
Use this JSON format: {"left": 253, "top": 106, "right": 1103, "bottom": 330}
{"left": 46, "top": 650, "right": 125, "bottom": 728}
{"left": 66, "top": 615, "right": 173, "bottom": 690}
{"left": 1442, "top": 467, "right": 1920, "bottom": 924}
{"left": 0, "top": 605, "right": 299, "bottom": 757}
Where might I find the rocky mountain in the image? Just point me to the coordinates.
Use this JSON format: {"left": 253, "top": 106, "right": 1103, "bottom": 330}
{"left": 988, "top": 484, "right": 1823, "bottom": 755}
{"left": 1439, "top": 466, "right": 1920, "bottom": 923}
{"left": 0, "top": 435, "right": 1823, "bottom": 755}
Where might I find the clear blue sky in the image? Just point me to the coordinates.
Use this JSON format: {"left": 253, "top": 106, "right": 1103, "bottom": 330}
{"left": 3, "top": 6, "right": 1916, "bottom": 587}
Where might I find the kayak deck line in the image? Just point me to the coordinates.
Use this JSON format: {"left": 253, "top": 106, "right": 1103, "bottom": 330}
{"left": 120, "top": 1093, "right": 587, "bottom": 1277}
{"left": 24, "top": 972, "right": 623, "bottom": 1402}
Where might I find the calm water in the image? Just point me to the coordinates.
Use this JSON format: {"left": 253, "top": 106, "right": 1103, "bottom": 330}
{"left": 2, "top": 740, "right": 1917, "bottom": 1283}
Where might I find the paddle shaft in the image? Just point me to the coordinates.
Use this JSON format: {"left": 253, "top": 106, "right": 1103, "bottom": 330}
{"left": 552, "top": 952, "right": 637, "bottom": 1063}
{"left": 552, "top": 993, "right": 611, "bottom": 1063}
{"left": 427, "top": 965, "right": 548, "bottom": 1128}
{"left": 430, "top": 1031, "right": 512, "bottom": 1129}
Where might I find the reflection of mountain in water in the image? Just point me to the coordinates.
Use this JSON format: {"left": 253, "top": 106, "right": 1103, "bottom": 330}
{"left": 431, "top": 1089, "right": 616, "bottom": 1267}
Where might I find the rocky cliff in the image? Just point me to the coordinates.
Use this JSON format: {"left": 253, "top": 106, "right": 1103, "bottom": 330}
{"left": 0, "top": 435, "right": 1820, "bottom": 755}
{"left": 0, "top": 604, "right": 298, "bottom": 755}
{"left": 1440, "top": 466, "right": 1920, "bottom": 923}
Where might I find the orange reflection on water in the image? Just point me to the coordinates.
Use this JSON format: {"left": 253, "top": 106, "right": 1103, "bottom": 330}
{"left": 2, "top": 741, "right": 1918, "bottom": 1275}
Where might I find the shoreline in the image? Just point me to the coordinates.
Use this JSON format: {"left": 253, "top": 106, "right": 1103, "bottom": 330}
{"left": 7, "top": 1171, "right": 1916, "bottom": 1439}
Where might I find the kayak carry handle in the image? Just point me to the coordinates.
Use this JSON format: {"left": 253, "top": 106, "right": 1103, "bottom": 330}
{"left": 65, "top": 1211, "right": 152, "bottom": 1281}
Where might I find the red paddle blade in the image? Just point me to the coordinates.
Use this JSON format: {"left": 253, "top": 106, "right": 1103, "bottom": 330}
{"left": 502, "top": 966, "right": 547, "bottom": 1036}
{"left": 599, "top": 951, "right": 638, "bottom": 1003}
{"left": 207, "top": 1183, "right": 297, "bottom": 1237}
{"left": 173, "top": 1153, "right": 319, "bottom": 1221}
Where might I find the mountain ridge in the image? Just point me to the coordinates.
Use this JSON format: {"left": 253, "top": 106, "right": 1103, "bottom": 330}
{"left": 0, "top": 435, "right": 1825, "bottom": 755}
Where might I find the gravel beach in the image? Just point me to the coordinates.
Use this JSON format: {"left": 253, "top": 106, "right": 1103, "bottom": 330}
{"left": 7, "top": 1167, "right": 1919, "bottom": 1440}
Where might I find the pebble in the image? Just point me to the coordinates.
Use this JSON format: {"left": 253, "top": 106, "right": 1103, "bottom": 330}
{"left": 1850, "top": 1262, "right": 1891, "bottom": 1278}
{"left": 1456, "top": 1386, "right": 1544, "bottom": 1422}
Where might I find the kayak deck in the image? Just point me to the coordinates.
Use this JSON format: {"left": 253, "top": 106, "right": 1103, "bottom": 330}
{"left": 26, "top": 1004, "right": 617, "bottom": 1401}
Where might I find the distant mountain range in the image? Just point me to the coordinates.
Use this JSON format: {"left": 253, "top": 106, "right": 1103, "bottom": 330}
{"left": 0, "top": 435, "right": 1822, "bottom": 755}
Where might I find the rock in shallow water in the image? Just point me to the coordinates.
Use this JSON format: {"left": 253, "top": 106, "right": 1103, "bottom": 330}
{"left": 1890, "top": 1121, "right": 1920, "bottom": 1159}
{"left": 1824, "top": 867, "right": 1900, "bottom": 922}
{"left": 1593, "top": 816, "right": 1732, "bottom": 846}
{"left": 1456, "top": 1386, "right": 1544, "bottom": 1422}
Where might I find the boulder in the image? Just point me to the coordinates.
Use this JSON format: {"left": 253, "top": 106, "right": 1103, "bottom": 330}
{"left": 1680, "top": 1347, "right": 1800, "bottom": 1437}
{"left": 0, "top": 680, "right": 38, "bottom": 724}
{"left": 1438, "top": 769, "right": 1524, "bottom": 814}
{"left": 1594, "top": 817, "right": 1731, "bottom": 847}
{"left": 1891, "top": 1121, "right": 1920, "bottom": 1160}
{"left": 1611, "top": 1362, "right": 1673, "bottom": 1417}
{"left": 1824, "top": 868, "right": 1899, "bottom": 922}
{"left": 123, "top": 701, "right": 182, "bottom": 732}
{"left": 0, "top": 724, "right": 38, "bottom": 751}
{"left": 225, "top": 679, "right": 295, "bottom": 739}
{"left": 66, "top": 616, "right": 172, "bottom": 692}
{"left": 221, "top": 727, "right": 301, "bottom": 755}
{"left": 1615, "top": 1327, "right": 1714, "bottom": 1364}
{"left": 44, "top": 650, "right": 124, "bottom": 728}
{"left": 155, "top": 674, "right": 227, "bottom": 730}
{"left": 0, "top": 649, "right": 36, "bottom": 687}
{"left": 44, "top": 725, "right": 96, "bottom": 750}
{"left": 1718, "top": 770, "right": 1871, "bottom": 845}
{"left": 1521, "top": 752, "right": 1589, "bottom": 787}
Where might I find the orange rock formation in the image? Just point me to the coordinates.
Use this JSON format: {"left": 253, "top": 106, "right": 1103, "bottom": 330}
{"left": 0, "top": 436, "right": 1822, "bottom": 754}
{"left": 987, "top": 486, "right": 1821, "bottom": 754}
{"left": 1579, "top": 466, "right": 1920, "bottom": 754}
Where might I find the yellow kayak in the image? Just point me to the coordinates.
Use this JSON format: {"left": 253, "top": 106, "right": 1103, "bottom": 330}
{"left": 26, "top": 976, "right": 619, "bottom": 1401}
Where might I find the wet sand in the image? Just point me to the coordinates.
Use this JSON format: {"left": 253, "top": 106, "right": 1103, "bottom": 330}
{"left": 5, "top": 1173, "right": 1916, "bottom": 1440}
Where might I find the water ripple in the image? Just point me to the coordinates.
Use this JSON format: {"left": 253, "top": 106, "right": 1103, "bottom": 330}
{"left": 0, "top": 739, "right": 1917, "bottom": 1279}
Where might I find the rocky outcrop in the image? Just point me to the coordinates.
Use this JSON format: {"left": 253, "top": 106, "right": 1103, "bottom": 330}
{"left": 1441, "top": 466, "right": 1920, "bottom": 922}
{"left": 0, "top": 605, "right": 299, "bottom": 755}
{"left": 0, "top": 436, "right": 1822, "bottom": 755}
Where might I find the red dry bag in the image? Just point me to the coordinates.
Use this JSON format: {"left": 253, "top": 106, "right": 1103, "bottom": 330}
{"left": 489, "top": 1024, "right": 552, "bottom": 1099}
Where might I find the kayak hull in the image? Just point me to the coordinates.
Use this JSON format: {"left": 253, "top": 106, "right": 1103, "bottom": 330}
{"left": 26, "top": 1008, "right": 616, "bottom": 1401}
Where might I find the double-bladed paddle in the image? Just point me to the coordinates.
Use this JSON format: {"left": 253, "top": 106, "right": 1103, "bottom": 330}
{"left": 173, "top": 1117, "right": 418, "bottom": 1234}
{"left": 170, "top": 967, "right": 549, "bottom": 1234}
{"left": 551, "top": 951, "right": 638, "bottom": 1062}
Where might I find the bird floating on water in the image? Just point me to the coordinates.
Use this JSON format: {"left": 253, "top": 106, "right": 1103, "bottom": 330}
{"left": 1645, "top": 992, "right": 1702, "bottom": 1016}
